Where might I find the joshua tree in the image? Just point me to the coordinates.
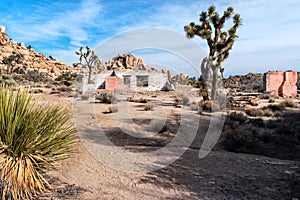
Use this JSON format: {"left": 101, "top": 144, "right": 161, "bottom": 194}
{"left": 184, "top": 5, "right": 242, "bottom": 100}
{"left": 75, "top": 46, "right": 101, "bottom": 84}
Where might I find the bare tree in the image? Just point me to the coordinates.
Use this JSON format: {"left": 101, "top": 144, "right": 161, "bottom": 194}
{"left": 75, "top": 46, "right": 101, "bottom": 84}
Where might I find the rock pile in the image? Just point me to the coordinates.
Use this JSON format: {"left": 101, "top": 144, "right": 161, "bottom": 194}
{"left": 0, "top": 26, "right": 79, "bottom": 79}
{"left": 224, "top": 73, "right": 263, "bottom": 92}
{"left": 103, "top": 53, "right": 157, "bottom": 71}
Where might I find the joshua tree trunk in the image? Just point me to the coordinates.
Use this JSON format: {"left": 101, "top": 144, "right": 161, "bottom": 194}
{"left": 211, "top": 64, "right": 218, "bottom": 100}
{"left": 88, "top": 66, "right": 92, "bottom": 84}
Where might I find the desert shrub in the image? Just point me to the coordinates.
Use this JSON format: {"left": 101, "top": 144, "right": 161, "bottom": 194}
{"left": 245, "top": 108, "right": 265, "bottom": 117}
{"left": 174, "top": 95, "right": 189, "bottom": 106}
{"left": 147, "top": 121, "right": 169, "bottom": 133}
{"left": 249, "top": 99, "right": 259, "bottom": 106}
{"left": 280, "top": 98, "right": 297, "bottom": 108}
{"left": 81, "top": 94, "right": 90, "bottom": 100}
{"left": 0, "top": 75, "right": 17, "bottom": 86}
{"left": 108, "top": 105, "right": 119, "bottom": 113}
{"left": 2, "top": 74, "right": 10, "bottom": 80}
{"left": 269, "top": 97, "right": 276, "bottom": 103}
{"left": 200, "top": 100, "right": 221, "bottom": 111}
{"left": 139, "top": 97, "right": 147, "bottom": 103}
{"left": 128, "top": 95, "right": 147, "bottom": 103}
{"left": 55, "top": 72, "right": 78, "bottom": 86}
{"left": 222, "top": 127, "right": 256, "bottom": 152}
{"left": 29, "top": 88, "right": 44, "bottom": 94}
{"left": 95, "top": 92, "right": 116, "bottom": 103}
{"left": 245, "top": 104, "right": 287, "bottom": 117}
{"left": 144, "top": 102, "right": 155, "bottom": 111}
{"left": 57, "top": 87, "right": 73, "bottom": 93}
{"left": 190, "top": 102, "right": 200, "bottom": 111}
{"left": 0, "top": 88, "right": 76, "bottom": 199}
{"left": 229, "top": 112, "right": 248, "bottom": 122}
{"left": 221, "top": 110, "right": 300, "bottom": 160}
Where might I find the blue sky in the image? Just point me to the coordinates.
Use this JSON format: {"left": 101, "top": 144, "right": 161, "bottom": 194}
{"left": 1, "top": 0, "right": 300, "bottom": 77}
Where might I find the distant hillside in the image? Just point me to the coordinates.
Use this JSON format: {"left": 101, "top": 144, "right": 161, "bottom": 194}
{"left": 0, "top": 26, "right": 79, "bottom": 80}
{"left": 224, "top": 73, "right": 264, "bottom": 92}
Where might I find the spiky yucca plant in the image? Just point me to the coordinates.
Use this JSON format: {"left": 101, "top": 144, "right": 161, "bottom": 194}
{"left": 0, "top": 88, "right": 76, "bottom": 199}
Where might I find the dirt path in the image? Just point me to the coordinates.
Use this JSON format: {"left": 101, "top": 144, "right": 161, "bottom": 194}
{"left": 38, "top": 94, "right": 300, "bottom": 199}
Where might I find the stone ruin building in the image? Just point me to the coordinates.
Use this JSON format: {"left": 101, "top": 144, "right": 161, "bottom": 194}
{"left": 263, "top": 70, "right": 298, "bottom": 97}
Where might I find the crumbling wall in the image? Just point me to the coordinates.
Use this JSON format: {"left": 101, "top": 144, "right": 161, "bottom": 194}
{"left": 82, "top": 70, "right": 168, "bottom": 93}
{"left": 264, "top": 70, "right": 298, "bottom": 97}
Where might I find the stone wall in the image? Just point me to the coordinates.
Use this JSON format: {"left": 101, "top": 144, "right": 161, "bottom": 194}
{"left": 263, "top": 70, "right": 298, "bottom": 97}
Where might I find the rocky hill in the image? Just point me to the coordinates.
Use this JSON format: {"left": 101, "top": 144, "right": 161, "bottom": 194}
{"left": 101, "top": 53, "right": 163, "bottom": 72}
{"left": 224, "top": 73, "right": 264, "bottom": 92}
{"left": 0, "top": 26, "right": 79, "bottom": 80}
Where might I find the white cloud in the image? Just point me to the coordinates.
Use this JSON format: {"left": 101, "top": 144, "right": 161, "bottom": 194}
{"left": 7, "top": 0, "right": 102, "bottom": 46}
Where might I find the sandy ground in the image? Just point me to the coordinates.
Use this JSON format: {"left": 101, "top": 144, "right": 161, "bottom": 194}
{"left": 35, "top": 92, "right": 300, "bottom": 200}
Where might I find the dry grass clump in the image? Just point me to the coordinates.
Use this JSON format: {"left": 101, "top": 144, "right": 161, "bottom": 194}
{"left": 96, "top": 92, "right": 116, "bottom": 103}
{"left": 174, "top": 95, "right": 189, "bottom": 106}
{"left": 245, "top": 103, "right": 286, "bottom": 117}
{"left": 108, "top": 105, "right": 119, "bottom": 113}
{"left": 279, "top": 98, "right": 297, "bottom": 108}
{"left": 190, "top": 102, "right": 201, "bottom": 111}
{"left": 268, "top": 97, "right": 276, "bottom": 103}
{"left": 144, "top": 102, "right": 155, "bottom": 111}
{"left": 81, "top": 94, "right": 90, "bottom": 100}
{"left": 199, "top": 100, "right": 221, "bottom": 111}
{"left": 128, "top": 95, "right": 148, "bottom": 103}
{"left": 229, "top": 111, "right": 248, "bottom": 122}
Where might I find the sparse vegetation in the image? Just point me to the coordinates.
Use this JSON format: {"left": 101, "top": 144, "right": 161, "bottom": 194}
{"left": 0, "top": 88, "right": 76, "bottom": 199}
{"left": 95, "top": 92, "right": 116, "bottom": 103}
{"left": 190, "top": 102, "right": 200, "bottom": 111}
{"left": 221, "top": 110, "right": 300, "bottom": 160}
{"left": 55, "top": 72, "right": 78, "bottom": 86}
{"left": 144, "top": 102, "right": 155, "bottom": 111}
{"left": 108, "top": 105, "right": 119, "bottom": 113}
{"left": 280, "top": 98, "right": 297, "bottom": 108}
{"left": 128, "top": 95, "right": 148, "bottom": 103}
{"left": 268, "top": 97, "right": 275, "bottom": 103}
{"left": 174, "top": 95, "right": 189, "bottom": 106}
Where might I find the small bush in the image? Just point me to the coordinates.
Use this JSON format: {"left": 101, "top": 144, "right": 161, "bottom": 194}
{"left": 249, "top": 99, "right": 259, "bottom": 106}
{"left": 174, "top": 95, "right": 189, "bottom": 106}
{"left": 128, "top": 96, "right": 147, "bottom": 103}
{"left": 269, "top": 98, "right": 276, "bottom": 103}
{"left": 229, "top": 112, "right": 248, "bottom": 122}
{"left": 55, "top": 72, "right": 78, "bottom": 86}
{"left": 144, "top": 102, "right": 155, "bottom": 111}
{"left": 108, "top": 105, "right": 119, "bottom": 113}
{"left": 200, "top": 100, "right": 221, "bottom": 111}
{"left": 96, "top": 92, "right": 116, "bottom": 103}
{"left": 190, "top": 102, "right": 200, "bottom": 111}
{"left": 280, "top": 98, "right": 297, "bottom": 108}
{"left": 245, "top": 108, "right": 265, "bottom": 117}
{"left": 266, "top": 104, "right": 285, "bottom": 112}
{"left": 29, "top": 88, "right": 44, "bottom": 94}
{"left": 81, "top": 94, "right": 90, "bottom": 100}
{"left": 139, "top": 97, "right": 148, "bottom": 103}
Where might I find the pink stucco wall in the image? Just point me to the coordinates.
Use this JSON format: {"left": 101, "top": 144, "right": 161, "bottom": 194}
{"left": 264, "top": 71, "right": 298, "bottom": 97}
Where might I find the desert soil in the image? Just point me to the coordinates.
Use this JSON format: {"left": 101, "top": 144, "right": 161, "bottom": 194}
{"left": 35, "top": 92, "right": 300, "bottom": 200}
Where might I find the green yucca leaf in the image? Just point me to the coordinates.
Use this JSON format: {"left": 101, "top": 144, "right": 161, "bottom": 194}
{"left": 0, "top": 87, "right": 77, "bottom": 199}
